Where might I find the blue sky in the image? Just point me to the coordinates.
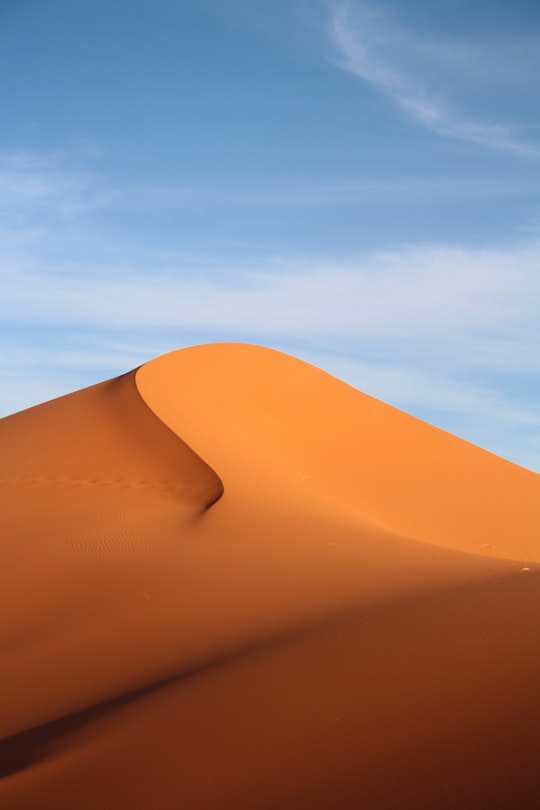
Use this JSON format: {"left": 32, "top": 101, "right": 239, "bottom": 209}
{"left": 1, "top": 0, "right": 539, "bottom": 470}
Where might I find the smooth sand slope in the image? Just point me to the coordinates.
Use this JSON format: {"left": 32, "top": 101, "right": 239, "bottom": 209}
{"left": 1, "top": 343, "right": 539, "bottom": 808}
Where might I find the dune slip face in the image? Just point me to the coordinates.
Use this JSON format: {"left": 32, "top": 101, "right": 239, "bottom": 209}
{"left": 1, "top": 343, "right": 540, "bottom": 809}
{"left": 0, "top": 373, "right": 222, "bottom": 744}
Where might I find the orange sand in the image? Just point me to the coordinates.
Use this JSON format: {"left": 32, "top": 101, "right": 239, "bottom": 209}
{"left": 1, "top": 343, "right": 539, "bottom": 808}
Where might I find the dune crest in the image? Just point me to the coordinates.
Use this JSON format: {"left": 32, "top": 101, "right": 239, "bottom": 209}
{"left": 137, "top": 342, "right": 539, "bottom": 562}
{"left": 1, "top": 343, "right": 539, "bottom": 809}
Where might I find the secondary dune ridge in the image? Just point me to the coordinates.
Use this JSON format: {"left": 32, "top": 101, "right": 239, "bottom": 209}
{"left": 1, "top": 343, "right": 539, "bottom": 808}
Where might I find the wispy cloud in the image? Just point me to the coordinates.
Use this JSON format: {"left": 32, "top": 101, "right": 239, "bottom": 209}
{"left": 3, "top": 146, "right": 538, "bottom": 242}
{"left": 3, "top": 242, "right": 539, "bottom": 345}
{"left": 329, "top": 2, "right": 538, "bottom": 157}
{"left": 0, "top": 150, "right": 108, "bottom": 223}
{"left": 118, "top": 175, "right": 540, "bottom": 209}
{"left": 1, "top": 148, "right": 539, "bottom": 470}
{"left": 2, "top": 240, "right": 540, "bottom": 454}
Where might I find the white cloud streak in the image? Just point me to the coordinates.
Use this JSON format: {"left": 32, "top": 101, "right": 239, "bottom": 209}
{"left": 2, "top": 243, "right": 539, "bottom": 349}
{"left": 1, "top": 241, "right": 539, "bottom": 470}
{"left": 1, "top": 149, "right": 539, "bottom": 470}
{"left": 329, "top": 2, "right": 538, "bottom": 157}
{"left": 0, "top": 150, "right": 108, "bottom": 221}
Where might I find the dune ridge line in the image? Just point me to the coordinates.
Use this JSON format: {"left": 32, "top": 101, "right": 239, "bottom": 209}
{"left": 1, "top": 343, "right": 539, "bottom": 808}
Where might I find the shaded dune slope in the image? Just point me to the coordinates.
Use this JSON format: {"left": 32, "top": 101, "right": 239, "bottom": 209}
{"left": 0, "top": 371, "right": 222, "bottom": 740}
{"left": 1, "top": 344, "right": 540, "bottom": 809}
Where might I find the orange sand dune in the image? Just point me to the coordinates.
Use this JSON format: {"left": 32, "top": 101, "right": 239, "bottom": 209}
{"left": 1, "top": 343, "right": 539, "bottom": 808}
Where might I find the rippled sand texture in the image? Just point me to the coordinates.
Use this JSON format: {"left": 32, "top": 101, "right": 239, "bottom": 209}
{"left": 1, "top": 343, "right": 539, "bottom": 808}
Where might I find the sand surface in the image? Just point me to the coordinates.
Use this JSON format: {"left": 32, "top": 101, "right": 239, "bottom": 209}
{"left": 1, "top": 343, "right": 539, "bottom": 808}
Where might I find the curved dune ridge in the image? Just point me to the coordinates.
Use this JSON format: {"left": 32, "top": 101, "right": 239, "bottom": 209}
{"left": 1, "top": 343, "right": 539, "bottom": 809}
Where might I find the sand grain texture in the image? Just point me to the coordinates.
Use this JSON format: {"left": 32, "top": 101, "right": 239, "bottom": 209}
{"left": 1, "top": 343, "right": 539, "bottom": 808}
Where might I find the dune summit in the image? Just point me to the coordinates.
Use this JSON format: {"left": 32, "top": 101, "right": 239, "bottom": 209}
{"left": 1, "top": 343, "right": 539, "bottom": 808}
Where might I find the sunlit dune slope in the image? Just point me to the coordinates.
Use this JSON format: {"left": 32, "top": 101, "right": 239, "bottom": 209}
{"left": 138, "top": 343, "right": 539, "bottom": 561}
{"left": 1, "top": 343, "right": 539, "bottom": 809}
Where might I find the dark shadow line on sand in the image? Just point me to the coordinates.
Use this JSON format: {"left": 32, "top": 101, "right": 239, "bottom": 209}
{"left": 2, "top": 567, "right": 539, "bottom": 781}
{"left": 127, "top": 367, "right": 224, "bottom": 512}
{"left": 131, "top": 365, "right": 224, "bottom": 511}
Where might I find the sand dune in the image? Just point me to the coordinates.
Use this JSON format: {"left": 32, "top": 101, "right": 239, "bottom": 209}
{"left": 1, "top": 343, "right": 539, "bottom": 808}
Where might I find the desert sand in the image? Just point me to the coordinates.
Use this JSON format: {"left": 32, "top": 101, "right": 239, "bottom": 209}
{"left": 1, "top": 342, "right": 539, "bottom": 808}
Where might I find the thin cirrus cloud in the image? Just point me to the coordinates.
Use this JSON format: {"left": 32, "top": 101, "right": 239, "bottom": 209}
{"left": 2, "top": 246, "right": 540, "bottom": 470}
{"left": 2, "top": 242, "right": 539, "bottom": 357}
{"left": 2, "top": 236, "right": 540, "bottom": 469}
{"left": 1, "top": 148, "right": 539, "bottom": 469}
{"left": 3, "top": 149, "right": 539, "bottom": 228}
{"left": 1, "top": 150, "right": 539, "bottom": 366}
{"left": 0, "top": 150, "right": 108, "bottom": 226}
{"left": 329, "top": 2, "right": 537, "bottom": 157}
